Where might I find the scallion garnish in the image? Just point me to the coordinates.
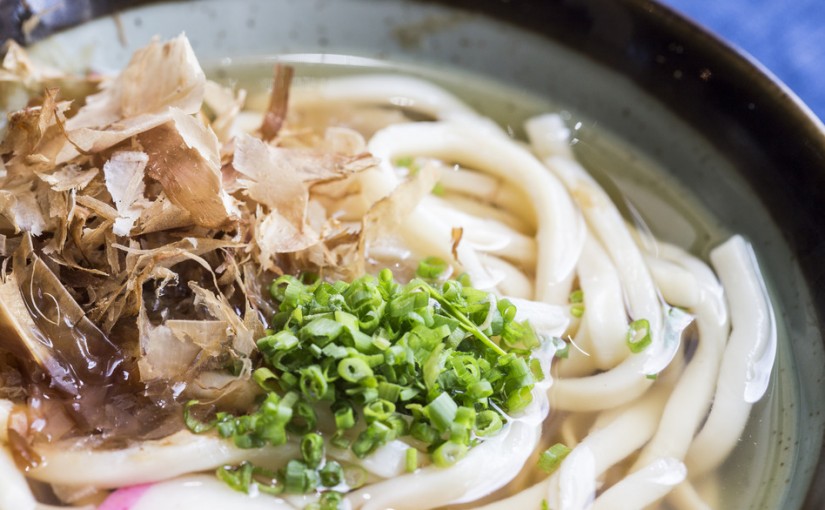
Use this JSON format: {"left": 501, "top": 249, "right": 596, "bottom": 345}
{"left": 188, "top": 268, "right": 544, "bottom": 497}
{"left": 183, "top": 400, "right": 215, "bottom": 433}
{"left": 318, "top": 491, "right": 344, "bottom": 510}
{"left": 319, "top": 460, "right": 343, "bottom": 487}
{"left": 405, "top": 447, "right": 418, "bottom": 472}
{"left": 538, "top": 443, "right": 572, "bottom": 474}
{"left": 301, "top": 433, "right": 325, "bottom": 468}
{"left": 569, "top": 289, "right": 585, "bottom": 318}
{"left": 416, "top": 256, "right": 449, "bottom": 280}
{"left": 626, "top": 318, "right": 652, "bottom": 353}
{"left": 215, "top": 462, "right": 281, "bottom": 495}
{"left": 432, "top": 441, "right": 468, "bottom": 467}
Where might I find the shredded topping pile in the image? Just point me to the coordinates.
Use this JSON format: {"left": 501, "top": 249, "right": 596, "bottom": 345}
{"left": 0, "top": 35, "right": 379, "bottom": 446}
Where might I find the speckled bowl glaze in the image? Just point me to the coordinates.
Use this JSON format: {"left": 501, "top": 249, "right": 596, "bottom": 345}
{"left": 16, "top": 0, "right": 825, "bottom": 508}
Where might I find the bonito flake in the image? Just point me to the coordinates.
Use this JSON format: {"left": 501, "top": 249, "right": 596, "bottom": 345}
{"left": 0, "top": 34, "right": 377, "bottom": 442}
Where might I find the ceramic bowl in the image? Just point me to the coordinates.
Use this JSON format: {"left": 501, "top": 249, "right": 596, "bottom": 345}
{"left": 12, "top": 0, "right": 825, "bottom": 508}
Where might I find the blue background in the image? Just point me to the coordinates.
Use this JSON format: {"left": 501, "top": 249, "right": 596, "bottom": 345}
{"left": 661, "top": 0, "right": 825, "bottom": 122}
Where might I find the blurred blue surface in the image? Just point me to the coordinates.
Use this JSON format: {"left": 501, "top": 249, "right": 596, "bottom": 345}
{"left": 661, "top": 0, "right": 825, "bottom": 122}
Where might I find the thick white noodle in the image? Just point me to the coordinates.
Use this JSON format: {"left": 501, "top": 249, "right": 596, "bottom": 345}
{"left": 440, "top": 191, "right": 533, "bottom": 235}
{"left": 591, "top": 457, "right": 686, "bottom": 510}
{"left": 550, "top": 347, "right": 657, "bottom": 412}
{"left": 288, "top": 75, "right": 479, "bottom": 123}
{"left": 524, "top": 114, "right": 574, "bottom": 160}
{"left": 28, "top": 431, "right": 412, "bottom": 490}
{"left": 484, "top": 255, "right": 534, "bottom": 299}
{"left": 0, "top": 399, "right": 11, "bottom": 442}
{"left": 426, "top": 196, "right": 538, "bottom": 268}
{"left": 543, "top": 155, "right": 665, "bottom": 374}
{"left": 367, "top": 121, "right": 584, "bottom": 303}
{"left": 527, "top": 115, "right": 669, "bottom": 373}
{"left": 437, "top": 167, "right": 536, "bottom": 230}
{"left": 556, "top": 320, "right": 598, "bottom": 379}
{"left": 645, "top": 256, "right": 701, "bottom": 309}
{"left": 631, "top": 244, "right": 729, "bottom": 471}
{"left": 666, "top": 481, "right": 714, "bottom": 510}
{"left": 477, "top": 383, "right": 671, "bottom": 510}
{"left": 506, "top": 297, "right": 570, "bottom": 338}
{"left": 577, "top": 232, "right": 629, "bottom": 369}
{"left": 685, "top": 235, "right": 777, "bottom": 477}
{"left": 0, "top": 399, "right": 37, "bottom": 510}
{"left": 364, "top": 139, "right": 498, "bottom": 291}
{"left": 28, "top": 431, "right": 300, "bottom": 488}
{"left": 0, "top": 446, "right": 37, "bottom": 510}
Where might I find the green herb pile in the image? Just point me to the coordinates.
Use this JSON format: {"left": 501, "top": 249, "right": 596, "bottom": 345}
{"left": 186, "top": 262, "right": 544, "bottom": 499}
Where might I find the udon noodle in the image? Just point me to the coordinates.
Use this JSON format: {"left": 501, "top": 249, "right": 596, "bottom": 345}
{"left": 0, "top": 35, "right": 776, "bottom": 510}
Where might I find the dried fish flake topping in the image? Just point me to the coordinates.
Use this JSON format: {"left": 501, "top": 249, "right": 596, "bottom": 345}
{"left": 0, "top": 34, "right": 377, "bottom": 445}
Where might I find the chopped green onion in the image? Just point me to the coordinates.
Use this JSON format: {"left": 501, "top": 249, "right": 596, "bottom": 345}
{"left": 569, "top": 289, "right": 585, "bottom": 318}
{"left": 385, "top": 413, "right": 409, "bottom": 436}
{"left": 416, "top": 256, "right": 449, "bottom": 280}
{"left": 377, "top": 381, "right": 402, "bottom": 403}
{"left": 570, "top": 303, "right": 585, "bottom": 318}
{"left": 467, "top": 380, "right": 493, "bottom": 400}
{"left": 319, "top": 491, "right": 344, "bottom": 510}
{"left": 432, "top": 441, "right": 468, "bottom": 467}
{"left": 627, "top": 318, "right": 652, "bottom": 353}
{"left": 405, "top": 447, "right": 418, "bottom": 472}
{"left": 183, "top": 400, "right": 215, "bottom": 433}
{"left": 333, "top": 403, "right": 355, "bottom": 430}
{"left": 538, "top": 443, "right": 572, "bottom": 474}
{"left": 252, "top": 367, "right": 280, "bottom": 392}
{"left": 529, "top": 357, "right": 545, "bottom": 382}
{"left": 344, "top": 465, "right": 368, "bottom": 489}
{"left": 395, "top": 156, "right": 415, "bottom": 168}
{"left": 352, "top": 421, "right": 394, "bottom": 458}
{"left": 474, "top": 410, "right": 503, "bottom": 437}
{"left": 301, "top": 318, "right": 343, "bottom": 347}
{"left": 410, "top": 421, "right": 439, "bottom": 444}
{"left": 301, "top": 433, "right": 325, "bottom": 468}
{"left": 216, "top": 462, "right": 253, "bottom": 493}
{"left": 253, "top": 472, "right": 282, "bottom": 495}
{"left": 201, "top": 268, "right": 546, "bottom": 495}
{"left": 283, "top": 459, "right": 319, "bottom": 494}
{"left": 431, "top": 182, "right": 446, "bottom": 196}
{"left": 330, "top": 432, "right": 351, "bottom": 449}
{"left": 288, "top": 399, "right": 318, "bottom": 435}
{"left": 319, "top": 460, "right": 343, "bottom": 487}
{"left": 364, "top": 399, "right": 395, "bottom": 423}
{"left": 216, "top": 462, "right": 282, "bottom": 495}
{"left": 257, "top": 330, "right": 299, "bottom": 355}
{"left": 299, "top": 365, "right": 328, "bottom": 402}
{"left": 338, "top": 357, "right": 373, "bottom": 383}
{"left": 426, "top": 392, "right": 458, "bottom": 432}
{"left": 505, "top": 385, "right": 533, "bottom": 413}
